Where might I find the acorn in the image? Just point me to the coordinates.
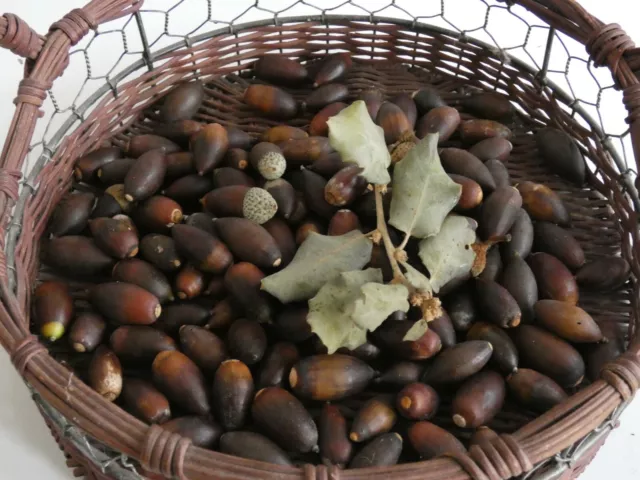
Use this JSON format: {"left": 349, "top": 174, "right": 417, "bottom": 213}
{"left": 324, "top": 165, "right": 366, "bottom": 207}
{"left": 507, "top": 368, "right": 568, "bottom": 412}
{"left": 162, "top": 416, "right": 222, "bottom": 449}
{"left": 349, "top": 396, "right": 396, "bottom": 443}
{"left": 479, "top": 186, "right": 521, "bottom": 241}
{"left": 244, "top": 84, "right": 297, "bottom": 119}
{"left": 88, "top": 346, "right": 122, "bottom": 401}
{"left": 217, "top": 217, "right": 282, "bottom": 269}
{"left": 172, "top": 224, "right": 233, "bottom": 274}
{"left": 450, "top": 174, "right": 483, "bottom": 211}
{"left": 373, "top": 362, "right": 423, "bottom": 388}
{"left": 264, "top": 178, "right": 297, "bottom": 219}
{"left": 475, "top": 279, "right": 522, "bottom": 328}
{"left": 451, "top": 371, "right": 506, "bottom": 428}
{"left": 319, "top": 403, "right": 352, "bottom": 467}
{"left": 534, "top": 300, "right": 603, "bottom": 343}
{"left": 257, "top": 342, "right": 300, "bottom": 389}
{"left": 296, "top": 217, "right": 325, "bottom": 245}
{"left": 312, "top": 52, "right": 352, "bottom": 86}
{"left": 467, "top": 322, "right": 518, "bottom": 374}
{"left": 422, "top": 341, "right": 493, "bottom": 384}
{"left": 412, "top": 87, "right": 446, "bottom": 114}
{"left": 110, "top": 325, "right": 176, "bottom": 362}
{"left": 223, "top": 148, "right": 249, "bottom": 170}
{"left": 226, "top": 127, "right": 255, "bottom": 150}
{"left": 251, "top": 387, "right": 318, "bottom": 453}
{"left": 429, "top": 311, "right": 456, "bottom": 349}
{"left": 576, "top": 256, "right": 631, "bottom": 291}
{"left": 33, "top": 281, "right": 74, "bottom": 342}
{"left": 289, "top": 196, "right": 309, "bottom": 225}
{"left": 163, "top": 174, "right": 214, "bottom": 204}
{"left": 517, "top": 181, "right": 570, "bottom": 226}
{"left": 377, "top": 102, "right": 413, "bottom": 144}
{"left": 396, "top": 383, "right": 439, "bottom": 420}
{"left": 174, "top": 265, "right": 206, "bottom": 300}
{"left": 184, "top": 212, "right": 216, "bottom": 235}
{"left": 442, "top": 287, "right": 477, "bottom": 332}
{"left": 536, "top": 127, "right": 586, "bottom": 185}
{"left": 328, "top": 209, "right": 361, "bottom": 236}
{"left": 585, "top": 327, "right": 625, "bottom": 381}
{"left": 533, "top": 222, "right": 585, "bottom": 270}
{"left": 440, "top": 148, "right": 496, "bottom": 192}
{"left": 511, "top": 325, "right": 585, "bottom": 387}
{"left": 133, "top": 196, "right": 183, "bottom": 232}
{"left": 201, "top": 185, "right": 250, "bottom": 217}
{"left": 469, "top": 137, "right": 513, "bottom": 161}
{"left": 212, "top": 359, "right": 254, "bottom": 430}
{"left": 282, "top": 136, "right": 333, "bottom": 167}
{"left": 260, "top": 125, "right": 308, "bottom": 145}
{"left": 461, "top": 92, "right": 514, "bottom": 122}
{"left": 253, "top": 55, "right": 307, "bottom": 85}
{"left": 161, "top": 80, "right": 204, "bottom": 122}
{"left": 139, "top": 234, "right": 182, "bottom": 272}
{"left": 289, "top": 354, "right": 376, "bottom": 401}
{"left": 263, "top": 218, "right": 296, "bottom": 266}
{"left": 478, "top": 246, "right": 502, "bottom": 282}
{"left": 69, "top": 313, "right": 106, "bottom": 353}
{"left": 502, "top": 208, "right": 533, "bottom": 260}
{"left": 155, "top": 122, "right": 202, "bottom": 145}
{"left": 157, "top": 303, "right": 210, "bottom": 333}
{"left": 391, "top": 93, "right": 418, "bottom": 126}
{"left": 308, "top": 152, "right": 348, "bottom": 177}
{"left": 74, "top": 146, "right": 121, "bottom": 182}
{"left": 274, "top": 305, "right": 314, "bottom": 343}
{"left": 44, "top": 236, "right": 114, "bottom": 275}
{"left": 416, "top": 106, "right": 460, "bottom": 141}
{"left": 89, "top": 215, "right": 139, "bottom": 259}
{"left": 528, "top": 252, "right": 579, "bottom": 305}
{"left": 309, "top": 102, "right": 347, "bottom": 136}
{"left": 92, "top": 190, "right": 125, "bottom": 218}
{"left": 459, "top": 119, "right": 512, "bottom": 144}
{"left": 204, "top": 276, "right": 225, "bottom": 297}
{"left": 349, "top": 433, "right": 403, "bottom": 469}
{"left": 224, "top": 262, "right": 273, "bottom": 324}
{"left": 90, "top": 282, "right": 161, "bottom": 325}
{"left": 112, "top": 258, "right": 174, "bottom": 304}
{"left": 48, "top": 191, "right": 95, "bottom": 237}
{"left": 227, "top": 318, "right": 267, "bottom": 365}
{"left": 359, "top": 89, "right": 384, "bottom": 120}
{"left": 301, "top": 169, "right": 337, "bottom": 218}
{"left": 206, "top": 298, "right": 238, "bottom": 330}
{"left": 179, "top": 325, "right": 227, "bottom": 375}
{"left": 249, "top": 142, "right": 286, "bottom": 180}
{"left": 372, "top": 320, "right": 442, "bottom": 360}
{"left": 500, "top": 255, "right": 538, "bottom": 323}
{"left": 408, "top": 421, "right": 466, "bottom": 459}
{"left": 152, "top": 350, "right": 210, "bottom": 415}
{"left": 121, "top": 378, "right": 171, "bottom": 424}
{"left": 304, "top": 83, "right": 349, "bottom": 111}
{"left": 123, "top": 148, "right": 167, "bottom": 202}
{"left": 220, "top": 431, "right": 293, "bottom": 466}
{"left": 190, "top": 123, "right": 229, "bottom": 175}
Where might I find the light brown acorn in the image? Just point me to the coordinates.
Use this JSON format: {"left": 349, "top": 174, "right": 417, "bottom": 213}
{"left": 534, "top": 300, "right": 603, "bottom": 343}
{"left": 304, "top": 83, "right": 349, "bottom": 111}
{"left": 289, "top": 354, "right": 376, "bottom": 401}
{"left": 88, "top": 346, "right": 123, "bottom": 401}
{"left": 412, "top": 87, "right": 446, "bottom": 114}
{"left": 310, "top": 102, "right": 347, "bottom": 136}
{"left": 223, "top": 148, "right": 249, "bottom": 170}
{"left": 536, "top": 127, "right": 586, "bottom": 185}
{"left": 156, "top": 303, "right": 210, "bottom": 334}
{"left": 349, "top": 433, "right": 403, "bottom": 469}
{"left": 171, "top": 224, "right": 233, "bottom": 274}
{"left": 227, "top": 318, "right": 267, "bottom": 366}
{"left": 274, "top": 306, "right": 314, "bottom": 343}
{"left": 485, "top": 159, "right": 511, "bottom": 188}
{"left": 517, "top": 181, "right": 570, "bottom": 226}
{"left": 214, "top": 217, "right": 282, "bottom": 269}
{"left": 44, "top": 236, "right": 114, "bottom": 276}
{"left": 422, "top": 340, "right": 493, "bottom": 384}
{"left": 440, "top": 148, "right": 496, "bottom": 192}
{"left": 479, "top": 186, "right": 522, "bottom": 241}
{"left": 154, "top": 121, "right": 203, "bottom": 145}
{"left": 152, "top": 350, "right": 211, "bottom": 415}
{"left": 461, "top": 92, "right": 514, "bottom": 122}
{"left": 377, "top": 101, "right": 413, "bottom": 144}
{"left": 263, "top": 218, "right": 296, "bottom": 266}
{"left": 179, "top": 325, "right": 228, "bottom": 375}
{"left": 74, "top": 146, "right": 122, "bottom": 182}
{"left": 69, "top": 313, "right": 106, "bottom": 353}
{"left": 163, "top": 174, "right": 214, "bottom": 204}
{"left": 416, "top": 106, "right": 461, "bottom": 141}
{"left": 264, "top": 178, "right": 297, "bottom": 220}
{"left": 296, "top": 217, "right": 325, "bottom": 245}
{"left": 350, "top": 396, "right": 397, "bottom": 443}
{"left": 459, "top": 119, "right": 512, "bottom": 144}
{"left": 185, "top": 212, "right": 216, "bottom": 235}
{"left": 244, "top": 84, "right": 297, "bottom": 119}
{"left": 220, "top": 431, "right": 293, "bottom": 466}
{"left": 533, "top": 222, "right": 585, "bottom": 270}
{"left": 160, "top": 80, "right": 204, "bottom": 122}
{"left": 112, "top": 258, "right": 174, "bottom": 304}
{"left": 502, "top": 208, "right": 533, "bottom": 260}
{"left": 429, "top": 311, "right": 457, "bottom": 349}
{"left": 139, "top": 234, "right": 182, "bottom": 272}
{"left": 359, "top": 89, "right": 384, "bottom": 120}
{"left": 174, "top": 265, "right": 206, "bottom": 300}
{"left": 469, "top": 137, "right": 513, "bottom": 161}
{"left": 123, "top": 148, "right": 167, "bottom": 202}
{"left": 282, "top": 136, "right": 333, "bottom": 167}
{"left": 212, "top": 359, "right": 254, "bottom": 430}
{"left": 324, "top": 165, "right": 366, "bottom": 207}
{"left": 191, "top": 123, "right": 229, "bottom": 175}
{"left": 500, "top": 255, "right": 538, "bottom": 323}
{"left": 110, "top": 325, "right": 176, "bottom": 362}
{"left": 319, "top": 403, "right": 353, "bottom": 467}
{"left": 48, "top": 191, "right": 95, "bottom": 237}
{"left": 408, "top": 421, "right": 466, "bottom": 460}
{"left": 133, "top": 196, "right": 183, "bottom": 232}
{"left": 475, "top": 279, "right": 522, "bottom": 328}
{"left": 467, "top": 322, "right": 518, "bottom": 374}
{"left": 227, "top": 127, "right": 254, "bottom": 150}
{"left": 328, "top": 209, "right": 361, "bottom": 236}
{"left": 372, "top": 320, "right": 442, "bottom": 360}
{"left": 396, "top": 382, "right": 439, "bottom": 420}
{"left": 213, "top": 165, "right": 255, "bottom": 187}
{"left": 253, "top": 55, "right": 308, "bottom": 85}
{"left": 442, "top": 286, "right": 477, "bottom": 332}
{"left": 507, "top": 368, "right": 568, "bottom": 412}
{"left": 257, "top": 342, "right": 300, "bottom": 389}
{"left": 162, "top": 416, "right": 222, "bottom": 449}
{"left": 90, "top": 282, "right": 161, "bottom": 325}
{"left": 251, "top": 387, "right": 319, "bottom": 453}
{"left": 224, "top": 262, "right": 273, "bottom": 324}
{"left": 312, "top": 52, "right": 352, "bottom": 86}
{"left": 450, "top": 174, "right": 483, "bottom": 211}
{"left": 89, "top": 215, "right": 139, "bottom": 259}
{"left": 121, "top": 378, "right": 171, "bottom": 424}
{"left": 528, "top": 252, "right": 579, "bottom": 305}
{"left": 576, "top": 256, "right": 631, "bottom": 291}
{"left": 373, "top": 362, "right": 422, "bottom": 388}
{"left": 249, "top": 142, "right": 286, "bottom": 181}
{"left": 33, "top": 281, "right": 74, "bottom": 342}
{"left": 451, "top": 371, "right": 506, "bottom": 428}
{"left": 260, "top": 125, "right": 308, "bottom": 145}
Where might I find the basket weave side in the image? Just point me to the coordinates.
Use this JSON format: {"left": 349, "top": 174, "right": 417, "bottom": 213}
{"left": 1, "top": 1, "right": 640, "bottom": 480}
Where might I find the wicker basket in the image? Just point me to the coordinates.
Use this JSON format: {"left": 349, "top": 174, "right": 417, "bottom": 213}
{"left": 1, "top": 0, "right": 640, "bottom": 478}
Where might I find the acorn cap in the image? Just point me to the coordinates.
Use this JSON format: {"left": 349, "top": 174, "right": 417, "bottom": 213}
{"left": 257, "top": 151, "right": 287, "bottom": 180}
{"left": 243, "top": 188, "right": 278, "bottom": 225}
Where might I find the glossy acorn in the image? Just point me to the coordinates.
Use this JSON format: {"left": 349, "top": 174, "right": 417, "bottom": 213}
{"left": 324, "top": 165, "right": 366, "bottom": 207}
{"left": 162, "top": 416, "right": 222, "bottom": 449}
{"left": 121, "top": 378, "right": 171, "bottom": 424}
{"left": 300, "top": 168, "right": 337, "bottom": 219}
{"left": 469, "top": 137, "right": 513, "bottom": 161}
{"left": 257, "top": 342, "right": 300, "bottom": 389}
{"left": 201, "top": 185, "right": 250, "bottom": 218}
{"left": 416, "top": 106, "right": 460, "bottom": 141}
{"left": 585, "top": 327, "right": 625, "bottom": 381}
{"left": 126, "top": 134, "right": 180, "bottom": 157}
{"left": 282, "top": 136, "right": 333, "bottom": 167}
{"left": 440, "top": 148, "right": 496, "bottom": 192}
{"left": 328, "top": 209, "right": 361, "bottom": 236}
{"left": 185, "top": 212, "right": 216, "bottom": 235}
{"left": 485, "top": 159, "right": 511, "bottom": 189}
{"left": 451, "top": 371, "right": 506, "bottom": 428}
{"left": 174, "top": 265, "right": 206, "bottom": 300}
{"left": 261, "top": 125, "right": 308, "bottom": 145}
{"left": 88, "top": 346, "right": 123, "bottom": 401}
{"left": 274, "top": 305, "right": 313, "bottom": 343}
{"left": 373, "top": 362, "right": 422, "bottom": 388}
{"left": 133, "top": 196, "right": 183, "bottom": 233}
{"left": 442, "top": 287, "right": 477, "bottom": 332}
{"left": 304, "top": 83, "right": 349, "bottom": 112}
{"left": 289, "top": 354, "right": 376, "bottom": 401}
{"left": 33, "top": 281, "right": 74, "bottom": 342}
{"left": 500, "top": 255, "right": 538, "bottom": 323}
{"left": 408, "top": 421, "right": 466, "bottom": 459}
{"left": 576, "top": 256, "right": 631, "bottom": 291}
{"left": 226, "top": 127, "right": 254, "bottom": 150}
{"left": 511, "top": 325, "right": 585, "bottom": 387}
{"left": 536, "top": 127, "right": 586, "bottom": 185}
{"left": 92, "top": 190, "right": 125, "bottom": 219}
{"left": 422, "top": 340, "right": 493, "bottom": 384}
{"left": 152, "top": 350, "right": 210, "bottom": 415}
{"left": 517, "top": 181, "right": 570, "bottom": 226}
{"left": 44, "top": 236, "right": 114, "bottom": 275}
{"left": 350, "top": 396, "right": 397, "bottom": 443}
{"left": 534, "top": 300, "right": 602, "bottom": 343}
{"left": 507, "top": 368, "right": 568, "bottom": 412}
{"left": 263, "top": 218, "right": 296, "bottom": 266}
{"left": 163, "top": 174, "right": 214, "bottom": 204}
{"left": 309, "top": 152, "right": 347, "bottom": 178}
{"left": 312, "top": 52, "right": 352, "bottom": 87}
{"left": 310, "top": 102, "right": 347, "bottom": 136}
{"left": 90, "top": 282, "right": 161, "bottom": 325}
{"left": 112, "top": 258, "right": 174, "bottom": 304}
{"left": 348, "top": 432, "right": 403, "bottom": 469}
{"left": 461, "top": 92, "right": 514, "bottom": 122}
{"left": 172, "top": 224, "right": 233, "bottom": 274}
{"left": 475, "top": 279, "right": 522, "bottom": 328}
{"left": 224, "top": 262, "right": 273, "bottom": 324}
{"left": 74, "top": 146, "right": 121, "bottom": 182}
{"left": 244, "top": 84, "right": 297, "bottom": 119}
{"left": 377, "top": 101, "right": 413, "bottom": 144}
{"left": 48, "top": 191, "right": 95, "bottom": 237}
{"left": 450, "top": 174, "right": 483, "bottom": 211}
{"left": 459, "top": 119, "right": 512, "bottom": 144}
{"left": 319, "top": 403, "right": 352, "bottom": 467}
{"left": 263, "top": 178, "right": 297, "bottom": 220}
{"left": 139, "top": 234, "right": 182, "bottom": 272}
{"left": 179, "top": 325, "right": 227, "bottom": 375}
{"left": 89, "top": 215, "right": 139, "bottom": 259}
{"left": 157, "top": 302, "right": 211, "bottom": 333}
{"left": 69, "top": 313, "right": 106, "bottom": 353}
{"left": 428, "top": 311, "right": 456, "bottom": 349}
{"left": 220, "top": 431, "right": 293, "bottom": 466}
{"left": 502, "top": 208, "right": 533, "bottom": 260}
{"left": 155, "top": 122, "right": 202, "bottom": 145}
{"left": 478, "top": 246, "right": 502, "bottom": 282}
{"left": 223, "top": 148, "right": 249, "bottom": 170}
{"left": 358, "top": 89, "right": 384, "bottom": 119}
{"left": 390, "top": 93, "right": 418, "bottom": 126}
{"left": 191, "top": 123, "right": 229, "bottom": 175}
{"left": 296, "top": 217, "right": 325, "bottom": 245}
{"left": 533, "top": 222, "right": 585, "bottom": 270}
{"left": 467, "top": 322, "right": 518, "bottom": 375}
{"left": 205, "top": 298, "right": 238, "bottom": 329}
{"left": 123, "top": 148, "right": 167, "bottom": 202}
{"left": 479, "top": 186, "right": 522, "bottom": 241}
{"left": 110, "top": 325, "right": 176, "bottom": 361}
{"left": 396, "top": 382, "right": 439, "bottom": 420}
{"left": 212, "top": 359, "right": 254, "bottom": 430}
{"left": 227, "top": 318, "right": 267, "bottom": 365}
{"left": 372, "top": 320, "right": 442, "bottom": 360}
{"left": 160, "top": 80, "right": 204, "bottom": 122}
{"left": 215, "top": 217, "right": 282, "bottom": 268}
{"left": 253, "top": 55, "right": 307, "bottom": 85}
{"left": 528, "top": 252, "right": 579, "bottom": 305}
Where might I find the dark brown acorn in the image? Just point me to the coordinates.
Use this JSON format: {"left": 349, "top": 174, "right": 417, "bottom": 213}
{"left": 528, "top": 252, "right": 579, "bottom": 305}
{"left": 191, "top": 123, "right": 229, "bottom": 175}
{"left": 450, "top": 174, "right": 483, "bottom": 211}
{"left": 110, "top": 325, "right": 176, "bottom": 361}
{"left": 485, "top": 159, "right": 511, "bottom": 188}
{"left": 160, "top": 80, "right": 204, "bottom": 122}
{"left": 336, "top": 341, "right": 382, "bottom": 362}
{"left": 349, "top": 433, "right": 403, "bottom": 469}
{"left": 206, "top": 298, "right": 238, "bottom": 330}
{"left": 533, "top": 222, "right": 585, "bottom": 270}
{"left": 576, "top": 256, "right": 631, "bottom": 291}
{"left": 257, "top": 342, "right": 300, "bottom": 389}
{"left": 412, "top": 87, "right": 446, "bottom": 114}
{"left": 162, "top": 416, "right": 222, "bottom": 449}
{"left": 440, "top": 148, "right": 496, "bottom": 192}
{"left": 282, "top": 136, "right": 333, "bottom": 167}
{"left": 517, "top": 181, "right": 570, "bottom": 226}
{"left": 421, "top": 341, "right": 493, "bottom": 384}
{"left": 310, "top": 102, "right": 348, "bottom": 136}
{"left": 126, "top": 134, "right": 180, "bottom": 157}
{"left": 226, "top": 127, "right": 254, "bottom": 150}
{"left": 220, "top": 431, "right": 293, "bottom": 466}
{"left": 479, "top": 186, "right": 522, "bottom": 241}
{"left": 469, "top": 137, "right": 513, "bottom": 161}
{"left": 319, "top": 403, "right": 353, "bottom": 467}
{"left": 33, "top": 281, "right": 74, "bottom": 342}
{"left": 92, "top": 190, "right": 125, "bottom": 218}
{"left": 69, "top": 312, "right": 106, "bottom": 353}
{"left": 123, "top": 148, "right": 167, "bottom": 202}
{"left": 296, "top": 218, "right": 325, "bottom": 245}
{"left": 263, "top": 178, "right": 297, "bottom": 220}
{"left": 377, "top": 101, "right": 413, "bottom": 144}
{"left": 89, "top": 215, "right": 139, "bottom": 259}
{"left": 244, "top": 84, "right": 297, "bottom": 119}
{"left": 203, "top": 276, "right": 224, "bottom": 297}
{"left": 373, "top": 362, "right": 422, "bottom": 388}
{"left": 157, "top": 303, "right": 211, "bottom": 333}
{"left": 113, "top": 258, "right": 173, "bottom": 304}
{"left": 155, "top": 122, "right": 202, "bottom": 145}
{"left": 328, "top": 209, "right": 361, "bottom": 236}
{"left": 260, "top": 125, "right": 308, "bottom": 145}
{"left": 459, "top": 119, "right": 512, "bottom": 144}
{"left": 507, "top": 368, "right": 568, "bottom": 412}
{"left": 452, "top": 371, "right": 506, "bottom": 428}
{"left": 416, "top": 106, "right": 460, "bottom": 141}
{"left": 212, "top": 359, "right": 254, "bottom": 430}
{"left": 500, "top": 255, "right": 538, "bottom": 323}
{"left": 223, "top": 148, "right": 250, "bottom": 170}
{"left": 44, "top": 236, "right": 114, "bottom": 275}
{"left": 121, "top": 378, "right": 171, "bottom": 424}
{"left": 478, "top": 246, "right": 502, "bottom": 282}
{"left": 152, "top": 350, "right": 210, "bottom": 415}
{"left": 263, "top": 218, "right": 296, "bottom": 266}
{"left": 134, "top": 196, "right": 183, "bottom": 232}
{"left": 396, "top": 383, "right": 439, "bottom": 420}
{"left": 185, "top": 212, "right": 216, "bottom": 235}
{"left": 350, "top": 397, "right": 397, "bottom": 443}
{"left": 585, "top": 325, "right": 625, "bottom": 381}
{"left": 74, "top": 146, "right": 121, "bottom": 182}
{"left": 442, "top": 287, "right": 477, "bottom": 332}
{"left": 224, "top": 262, "right": 273, "bottom": 324}
{"left": 301, "top": 168, "right": 338, "bottom": 218}
{"left": 174, "top": 265, "right": 206, "bottom": 300}
{"left": 467, "top": 322, "right": 519, "bottom": 374}
{"left": 536, "top": 127, "right": 586, "bottom": 185}
{"left": 289, "top": 354, "right": 376, "bottom": 401}
{"left": 88, "top": 346, "right": 123, "bottom": 401}
{"left": 324, "top": 165, "right": 366, "bottom": 207}
{"left": 274, "top": 306, "right": 313, "bottom": 343}
{"left": 534, "top": 300, "right": 603, "bottom": 343}
{"left": 163, "top": 174, "right": 214, "bottom": 204}
{"left": 359, "top": 89, "right": 384, "bottom": 119}
{"left": 139, "top": 234, "right": 182, "bottom": 272}
{"left": 304, "top": 83, "right": 349, "bottom": 111}
{"left": 48, "top": 191, "right": 95, "bottom": 237}
{"left": 172, "top": 224, "right": 233, "bottom": 274}
{"left": 179, "top": 325, "right": 227, "bottom": 375}
{"left": 372, "top": 320, "right": 442, "bottom": 360}
{"left": 212, "top": 167, "right": 256, "bottom": 189}
{"left": 511, "top": 325, "right": 585, "bottom": 387}
{"left": 253, "top": 55, "right": 307, "bottom": 85}
{"left": 475, "top": 279, "right": 522, "bottom": 328}
{"left": 227, "top": 318, "right": 267, "bottom": 366}
{"left": 312, "top": 52, "right": 352, "bottom": 87}
{"left": 90, "top": 282, "right": 161, "bottom": 325}
{"left": 309, "top": 152, "right": 348, "bottom": 178}
{"left": 429, "top": 311, "right": 456, "bottom": 349}
{"left": 461, "top": 92, "right": 514, "bottom": 122}
{"left": 214, "top": 217, "right": 282, "bottom": 269}
{"left": 502, "top": 208, "right": 533, "bottom": 260}
{"left": 408, "top": 421, "right": 466, "bottom": 459}
{"left": 200, "top": 184, "right": 250, "bottom": 218}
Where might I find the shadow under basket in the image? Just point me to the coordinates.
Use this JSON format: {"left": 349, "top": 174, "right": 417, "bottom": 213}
{"left": 2, "top": 0, "right": 640, "bottom": 479}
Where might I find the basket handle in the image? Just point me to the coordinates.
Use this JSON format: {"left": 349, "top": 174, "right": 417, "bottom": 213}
{"left": 0, "top": 13, "right": 45, "bottom": 60}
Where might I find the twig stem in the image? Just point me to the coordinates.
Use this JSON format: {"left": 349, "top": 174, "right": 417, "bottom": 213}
{"left": 374, "top": 185, "right": 405, "bottom": 282}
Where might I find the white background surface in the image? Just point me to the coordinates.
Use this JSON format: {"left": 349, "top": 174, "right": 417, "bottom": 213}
{"left": 0, "top": 1, "right": 639, "bottom": 479}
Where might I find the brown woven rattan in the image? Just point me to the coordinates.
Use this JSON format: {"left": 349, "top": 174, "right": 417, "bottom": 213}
{"left": 2, "top": 1, "right": 640, "bottom": 479}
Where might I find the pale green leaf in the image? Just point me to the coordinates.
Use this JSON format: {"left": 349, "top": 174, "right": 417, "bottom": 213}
{"left": 261, "top": 231, "right": 373, "bottom": 303}
{"left": 403, "top": 319, "right": 429, "bottom": 342}
{"left": 400, "top": 261, "right": 433, "bottom": 294}
{"left": 327, "top": 101, "right": 391, "bottom": 184}
{"left": 389, "top": 133, "right": 462, "bottom": 238}
{"left": 418, "top": 215, "right": 477, "bottom": 293}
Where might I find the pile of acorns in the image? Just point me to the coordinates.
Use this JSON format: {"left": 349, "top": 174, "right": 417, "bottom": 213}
{"left": 32, "top": 52, "right": 631, "bottom": 469}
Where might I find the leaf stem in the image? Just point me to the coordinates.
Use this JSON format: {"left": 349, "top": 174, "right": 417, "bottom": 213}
{"left": 374, "top": 185, "right": 405, "bottom": 283}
